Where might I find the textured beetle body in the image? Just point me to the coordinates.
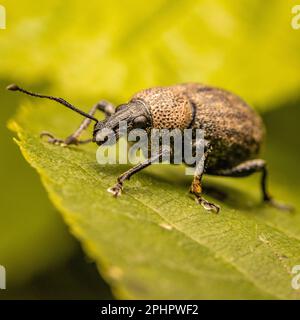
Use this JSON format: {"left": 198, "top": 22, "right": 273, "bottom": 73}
{"left": 131, "top": 83, "right": 265, "bottom": 173}
{"left": 9, "top": 82, "right": 291, "bottom": 213}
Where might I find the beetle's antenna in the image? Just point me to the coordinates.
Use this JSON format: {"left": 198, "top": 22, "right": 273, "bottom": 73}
{"left": 6, "top": 84, "right": 98, "bottom": 123}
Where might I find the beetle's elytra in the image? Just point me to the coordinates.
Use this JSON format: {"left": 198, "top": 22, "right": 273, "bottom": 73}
{"left": 7, "top": 82, "right": 292, "bottom": 213}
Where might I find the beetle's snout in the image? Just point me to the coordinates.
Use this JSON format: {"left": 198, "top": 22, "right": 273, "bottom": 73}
{"left": 93, "top": 107, "right": 130, "bottom": 145}
{"left": 94, "top": 127, "right": 111, "bottom": 144}
{"left": 93, "top": 119, "right": 120, "bottom": 145}
{"left": 93, "top": 101, "right": 151, "bottom": 145}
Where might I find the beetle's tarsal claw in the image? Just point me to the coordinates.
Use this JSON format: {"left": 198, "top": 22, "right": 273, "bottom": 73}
{"left": 265, "top": 198, "right": 294, "bottom": 212}
{"left": 107, "top": 183, "right": 123, "bottom": 197}
{"left": 40, "top": 131, "right": 65, "bottom": 146}
{"left": 40, "top": 131, "right": 54, "bottom": 139}
{"left": 40, "top": 131, "right": 80, "bottom": 147}
{"left": 195, "top": 196, "right": 220, "bottom": 213}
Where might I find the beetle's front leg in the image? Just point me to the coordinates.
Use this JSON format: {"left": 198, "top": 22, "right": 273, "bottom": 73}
{"left": 41, "top": 100, "right": 115, "bottom": 146}
{"left": 107, "top": 162, "right": 150, "bottom": 197}
{"left": 108, "top": 150, "right": 165, "bottom": 197}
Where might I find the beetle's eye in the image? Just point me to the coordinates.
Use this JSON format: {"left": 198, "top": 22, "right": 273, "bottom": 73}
{"left": 116, "top": 104, "right": 127, "bottom": 112}
{"left": 133, "top": 116, "right": 148, "bottom": 128}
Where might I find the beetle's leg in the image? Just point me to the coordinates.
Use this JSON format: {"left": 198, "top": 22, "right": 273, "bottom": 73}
{"left": 107, "top": 149, "right": 166, "bottom": 197}
{"left": 190, "top": 160, "right": 221, "bottom": 214}
{"left": 41, "top": 100, "right": 115, "bottom": 146}
{"left": 213, "top": 159, "right": 293, "bottom": 212}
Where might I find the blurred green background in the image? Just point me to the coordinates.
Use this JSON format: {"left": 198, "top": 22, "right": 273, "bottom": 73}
{"left": 0, "top": 0, "right": 299, "bottom": 299}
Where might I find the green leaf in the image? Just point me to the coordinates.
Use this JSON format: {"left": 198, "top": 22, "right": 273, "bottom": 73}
{"left": 0, "top": 80, "right": 76, "bottom": 286}
{"left": 1, "top": 0, "right": 300, "bottom": 109}
{"left": 8, "top": 99, "right": 300, "bottom": 299}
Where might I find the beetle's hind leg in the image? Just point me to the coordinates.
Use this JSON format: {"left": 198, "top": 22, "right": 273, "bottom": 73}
{"left": 213, "top": 159, "right": 293, "bottom": 212}
{"left": 41, "top": 100, "right": 115, "bottom": 146}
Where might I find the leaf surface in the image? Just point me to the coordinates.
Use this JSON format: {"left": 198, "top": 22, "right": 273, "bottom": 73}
{"left": 9, "top": 101, "right": 300, "bottom": 299}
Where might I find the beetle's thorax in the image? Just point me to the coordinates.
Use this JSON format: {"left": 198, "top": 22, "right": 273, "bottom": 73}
{"left": 131, "top": 86, "right": 193, "bottom": 129}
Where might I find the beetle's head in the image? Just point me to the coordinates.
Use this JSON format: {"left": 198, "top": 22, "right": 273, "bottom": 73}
{"left": 93, "top": 100, "right": 151, "bottom": 145}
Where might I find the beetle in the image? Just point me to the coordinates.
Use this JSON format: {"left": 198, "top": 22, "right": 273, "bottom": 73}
{"left": 7, "top": 82, "right": 292, "bottom": 213}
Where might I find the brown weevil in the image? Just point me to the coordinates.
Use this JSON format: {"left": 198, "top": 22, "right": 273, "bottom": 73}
{"left": 7, "top": 82, "right": 292, "bottom": 213}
